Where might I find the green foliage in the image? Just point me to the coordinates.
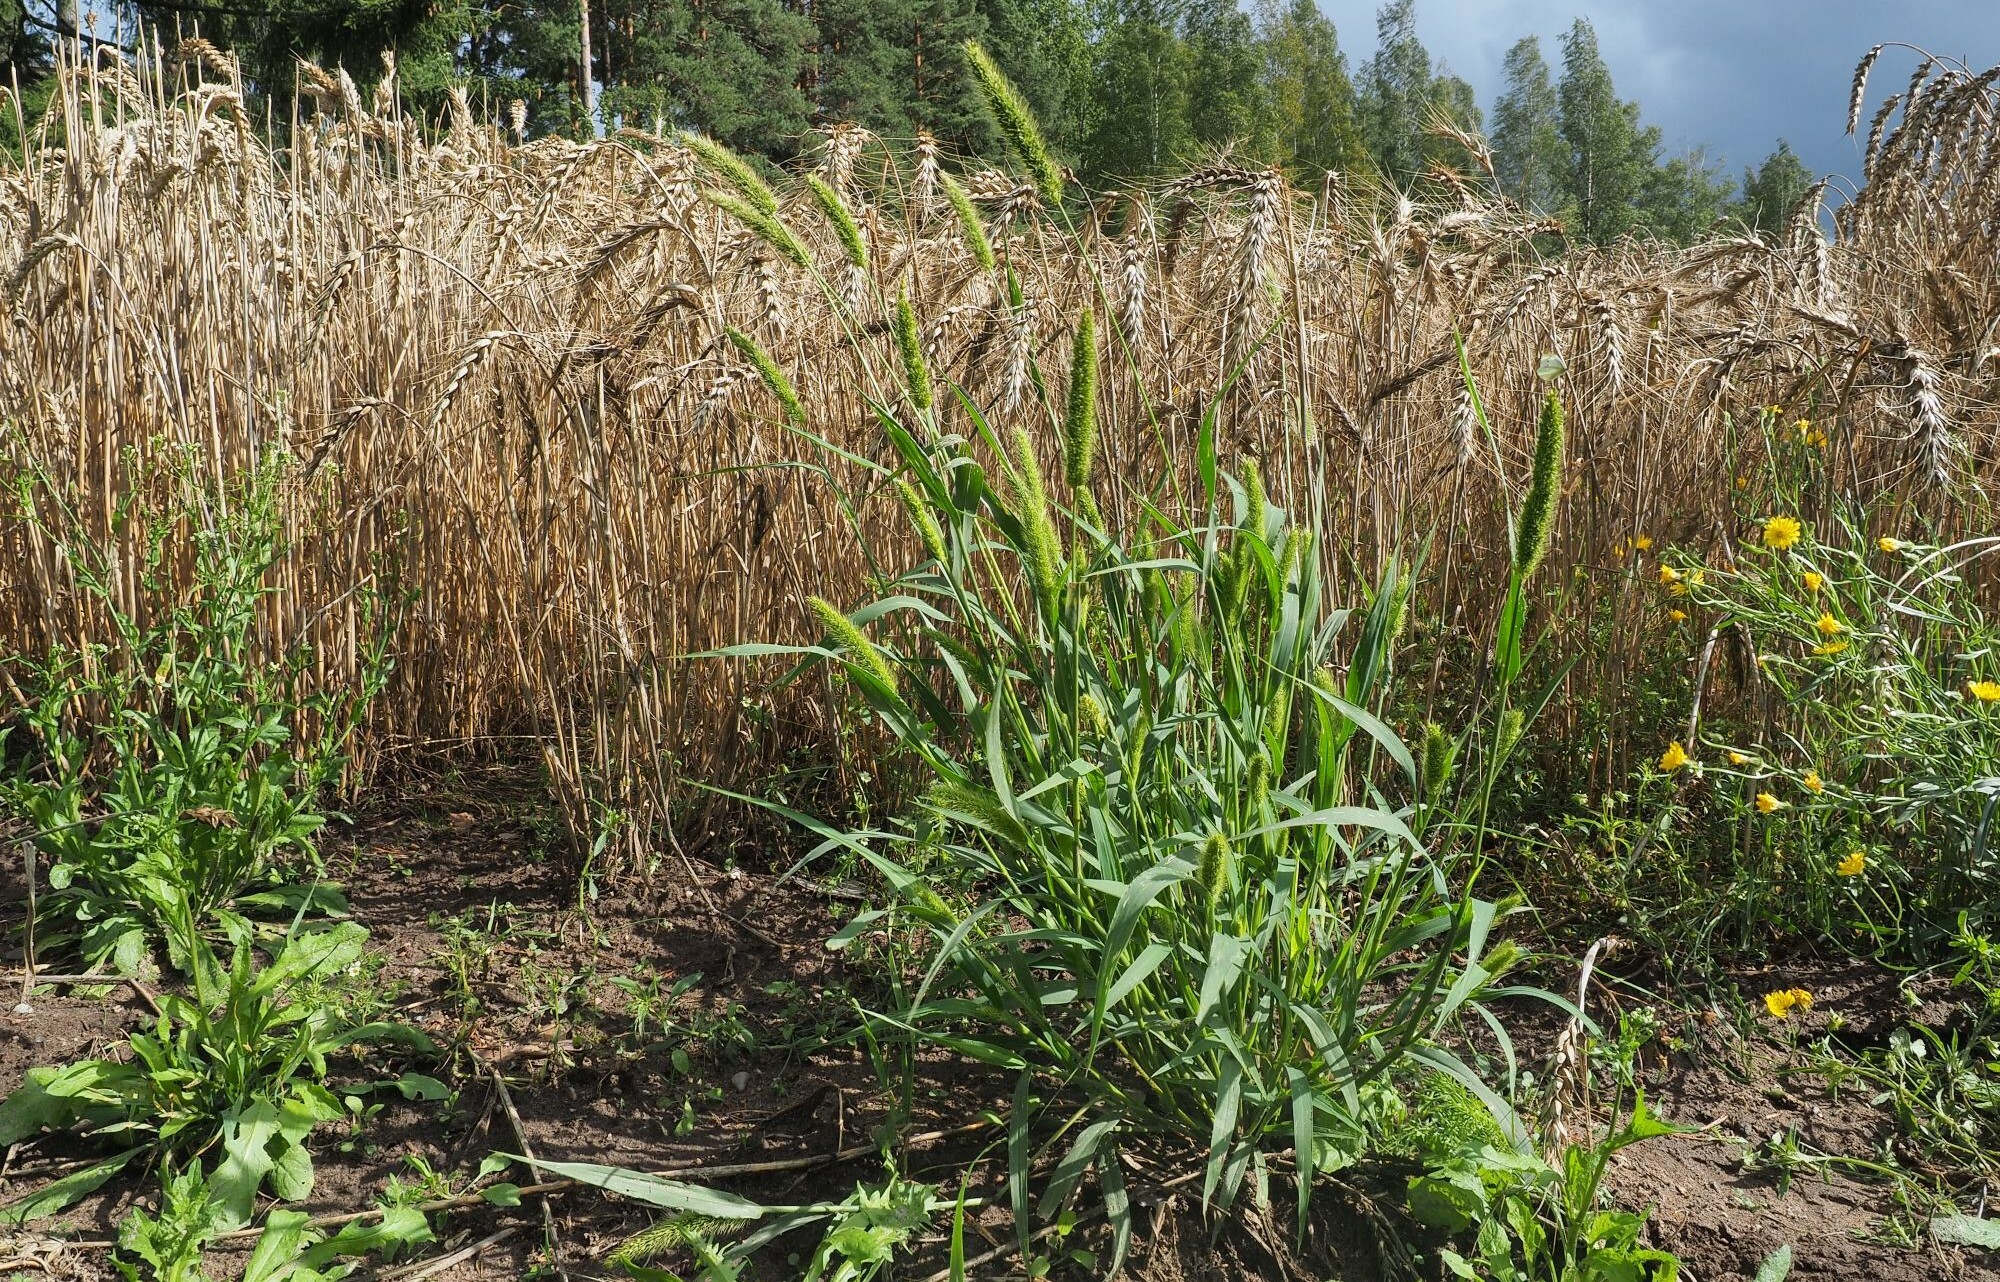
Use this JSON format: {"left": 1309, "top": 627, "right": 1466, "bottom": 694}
{"left": 1732, "top": 141, "right": 1816, "bottom": 235}
{"left": 736, "top": 401, "right": 1511, "bottom": 1248}
{"left": 1255, "top": 0, "right": 1367, "bottom": 176}
{"left": 1492, "top": 37, "right": 1563, "bottom": 211}
{"left": 1083, "top": 7, "right": 1195, "bottom": 180}
{"left": 1556, "top": 19, "right": 1649, "bottom": 244}
{"left": 528, "top": 1158, "right": 942, "bottom": 1282}
{"left": 1668, "top": 475, "right": 2000, "bottom": 947}
{"left": 4, "top": 450, "right": 391, "bottom": 974}
{"left": 0, "top": 923, "right": 432, "bottom": 1228}
{"left": 1411, "top": 1089, "right": 1687, "bottom": 1280}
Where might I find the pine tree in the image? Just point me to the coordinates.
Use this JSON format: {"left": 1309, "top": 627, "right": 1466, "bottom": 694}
{"left": 813, "top": 0, "right": 991, "bottom": 150}
{"left": 1555, "top": 18, "right": 1646, "bottom": 243}
{"left": 1491, "top": 36, "right": 1561, "bottom": 209}
{"left": 1731, "top": 140, "right": 1814, "bottom": 234}
{"left": 1255, "top": 0, "right": 1364, "bottom": 177}
{"left": 598, "top": 0, "right": 815, "bottom": 156}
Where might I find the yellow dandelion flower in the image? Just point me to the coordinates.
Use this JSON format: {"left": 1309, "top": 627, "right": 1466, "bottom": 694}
{"left": 1763, "top": 515, "right": 1803, "bottom": 550}
{"left": 1878, "top": 536, "right": 1903, "bottom": 553}
{"left": 1659, "top": 741, "right": 1692, "bottom": 771}
{"left": 1669, "top": 608, "right": 1688, "bottom": 622}
{"left": 1735, "top": 475, "right": 1749, "bottom": 490}
{"left": 1658, "top": 564, "right": 1682, "bottom": 586}
{"left": 1815, "top": 612, "right": 1843, "bottom": 638}
{"left": 1837, "top": 850, "right": 1866, "bottom": 877}
{"left": 1765, "top": 404, "right": 1782, "bottom": 416}
{"left": 1728, "top": 750, "right": 1752, "bottom": 765}
{"left": 1756, "top": 792, "right": 1786, "bottom": 814}
{"left": 1689, "top": 569, "right": 1705, "bottom": 587}
{"left": 1802, "top": 571, "right": 1823, "bottom": 592}
{"left": 1763, "top": 987, "right": 1815, "bottom": 1019}
{"left": 1633, "top": 533, "right": 1654, "bottom": 551}
{"left": 1968, "top": 679, "right": 2000, "bottom": 703}
{"left": 1812, "top": 640, "right": 1849, "bottom": 657}
{"left": 1803, "top": 770, "right": 1823, "bottom": 794}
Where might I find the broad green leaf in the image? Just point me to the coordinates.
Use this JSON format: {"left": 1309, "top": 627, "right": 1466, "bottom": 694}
{"left": 1753, "top": 1245, "right": 1794, "bottom": 1282}
{"left": 519, "top": 1159, "right": 767, "bottom": 1219}
{"left": 1934, "top": 1215, "right": 2000, "bottom": 1248}
{"left": 0, "top": 1147, "right": 140, "bottom": 1224}
{"left": 212, "top": 1099, "right": 283, "bottom": 1229}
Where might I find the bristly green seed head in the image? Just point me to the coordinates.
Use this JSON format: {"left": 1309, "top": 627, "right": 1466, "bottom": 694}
{"left": 1062, "top": 309, "right": 1099, "bottom": 491}
{"left": 1246, "top": 751, "right": 1269, "bottom": 816}
{"left": 680, "top": 133, "right": 777, "bottom": 214}
{"left": 1419, "top": 721, "right": 1456, "bottom": 805}
{"left": 1011, "top": 427, "right": 1063, "bottom": 607}
{"left": 1261, "top": 686, "right": 1291, "bottom": 767}
{"left": 894, "top": 291, "right": 933, "bottom": 411}
{"left": 1197, "top": 830, "right": 1232, "bottom": 901}
{"left": 962, "top": 40, "right": 1064, "bottom": 205}
{"left": 893, "top": 478, "right": 948, "bottom": 565}
{"left": 805, "top": 174, "right": 868, "bottom": 271}
{"left": 1514, "top": 390, "right": 1565, "bottom": 580}
{"left": 607, "top": 1216, "right": 734, "bottom": 1265}
{"left": 808, "top": 595, "right": 897, "bottom": 692}
{"left": 937, "top": 171, "right": 996, "bottom": 272}
{"left": 927, "top": 779, "right": 1030, "bottom": 850}
{"left": 723, "top": 325, "right": 804, "bottom": 427}
{"left": 1076, "top": 691, "right": 1108, "bottom": 739}
{"left": 1495, "top": 706, "right": 1525, "bottom": 765}
{"left": 704, "top": 189, "right": 810, "bottom": 271}
{"left": 1241, "top": 458, "right": 1266, "bottom": 537}
{"left": 1126, "top": 710, "right": 1151, "bottom": 781}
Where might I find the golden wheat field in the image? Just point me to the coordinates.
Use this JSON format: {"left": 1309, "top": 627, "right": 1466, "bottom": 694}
{"left": 1, "top": 43, "right": 1990, "bottom": 857}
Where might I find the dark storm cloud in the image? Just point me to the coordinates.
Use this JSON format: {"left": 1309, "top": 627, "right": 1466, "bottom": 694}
{"left": 1329, "top": 1, "right": 2000, "bottom": 185}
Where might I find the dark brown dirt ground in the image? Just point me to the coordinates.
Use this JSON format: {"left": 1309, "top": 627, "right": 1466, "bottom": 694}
{"left": 2, "top": 764, "right": 1998, "bottom": 1280}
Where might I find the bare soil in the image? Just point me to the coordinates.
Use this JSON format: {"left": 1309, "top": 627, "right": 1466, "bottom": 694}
{"left": 2, "top": 765, "right": 1996, "bottom": 1280}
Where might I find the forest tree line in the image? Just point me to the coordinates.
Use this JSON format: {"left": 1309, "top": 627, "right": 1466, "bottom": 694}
{"left": 2, "top": 0, "right": 1816, "bottom": 243}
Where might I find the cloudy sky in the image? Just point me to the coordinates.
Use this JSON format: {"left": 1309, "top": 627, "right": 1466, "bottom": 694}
{"left": 1326, "top": 1, "right": 2000, "bottom": 187}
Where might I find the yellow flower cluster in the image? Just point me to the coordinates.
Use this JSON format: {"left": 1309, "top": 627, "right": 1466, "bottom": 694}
{"left": 1969, "top": 679, "right": 2000, "bottom": 703}
{"left": 1878, "top": 536, "right": 1903, "bottom": 553}
{"left": 1802, "top": 571, "right": 1823, "bottom": 593}
{"left": 1756, "top": 792, "right": 1786, "bottom": 814}
{"left": 1795, "top": 419, "right": 1827, "bottom": 448}
{"left": 1764, "top": 988, "right": 1814, "bottom": 1019}
{"left": 1802, "top": 770, "right": 1823, "bottom": 794}
{"left": 1815, "top": 612, "right": 1843, "bottom": 638}
{"left": 1668, "top": 608, "right": 1688, "bottom": 622}
{"left": 1837, "top": 850, "right": 1866, "bottom": 877}
{"left": 1659, "top": 741, "right": 1692, "bottom": 771}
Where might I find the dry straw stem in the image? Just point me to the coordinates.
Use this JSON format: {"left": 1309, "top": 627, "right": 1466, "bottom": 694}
{"left": 0, "top": 39, "right": 1995, "bottom": 862}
